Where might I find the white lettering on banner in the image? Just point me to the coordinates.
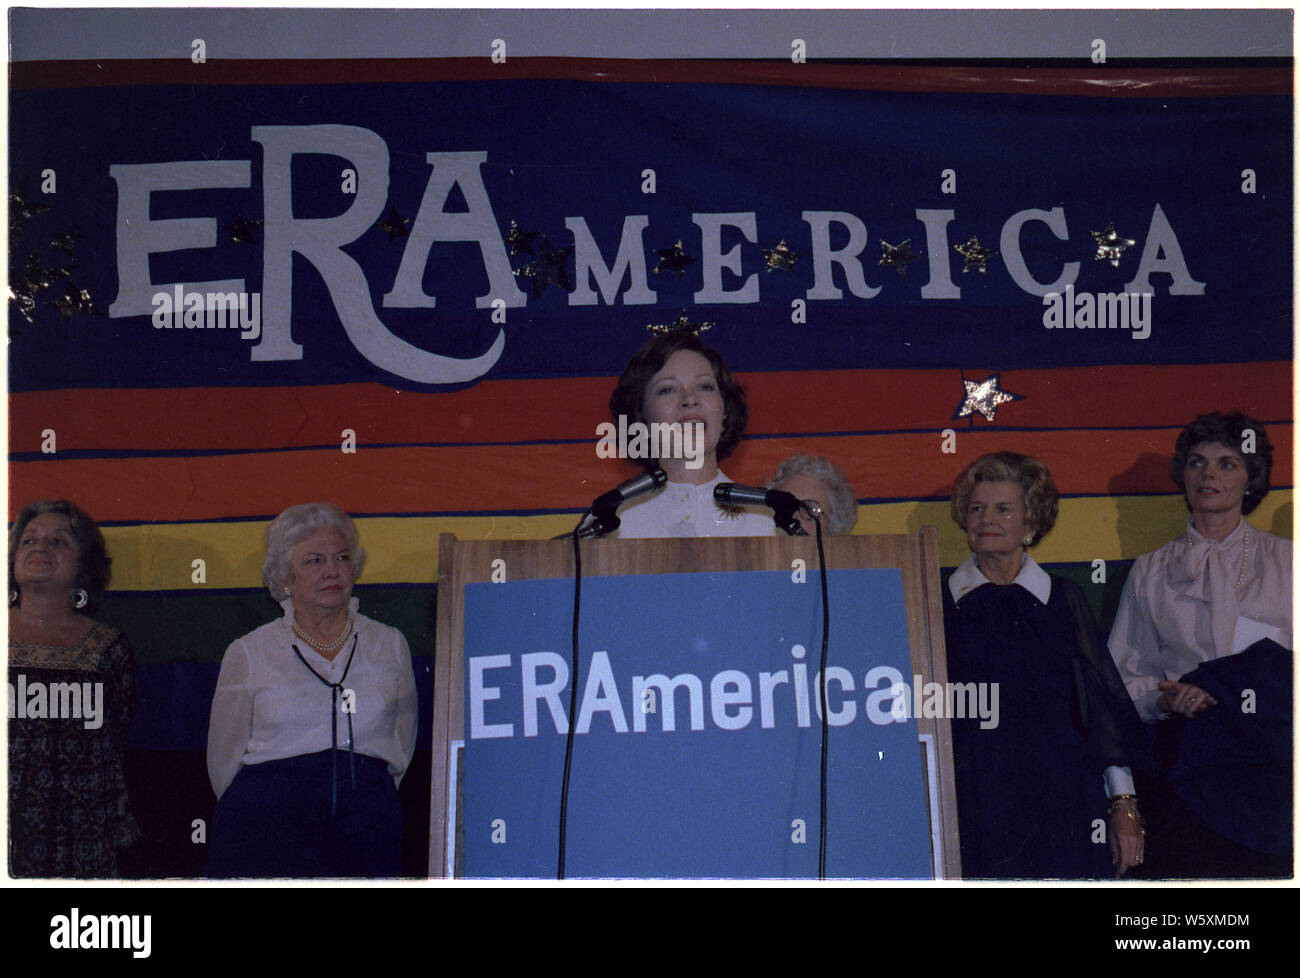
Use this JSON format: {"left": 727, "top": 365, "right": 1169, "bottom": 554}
{"left": 1000, "top": 206, "right": 1079, "bottom": 296}
{"left": 250, "top": 128, "right": 507, "bottom": 384}
{"left": 865, "top": 666, "right": 1001, "bottom": 730}
{"left": 382, "top": 151, "right": 526, "bottom": 311}
{"left": 105, "top": 128, "right": 1204, "bottom": 384}
{"left": 108, "top": 160, "right": 251, "bottom": 318}
{"left": 693, "top": 212, "right": 760, "bottom": 303}
{"left": 467, "top": 648, "right": 1000, "bottom": 737}
{"left": 566, "top": 215, "right": 656, "bottom": 305}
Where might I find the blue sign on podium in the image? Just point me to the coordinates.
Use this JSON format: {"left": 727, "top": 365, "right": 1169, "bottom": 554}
{"left": 463, "top": 569, "right": 934, "bottom": 878}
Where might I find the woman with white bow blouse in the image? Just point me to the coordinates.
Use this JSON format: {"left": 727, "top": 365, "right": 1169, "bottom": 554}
{"left": 1108, "top": 411, "right": 1292, "bottom": 877}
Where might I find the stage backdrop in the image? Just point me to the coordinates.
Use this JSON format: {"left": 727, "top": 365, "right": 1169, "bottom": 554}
{"left": 7, "top": 18, "right": 1293, "bottom": 874}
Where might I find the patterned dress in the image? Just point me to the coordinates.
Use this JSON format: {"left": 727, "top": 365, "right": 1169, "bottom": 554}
{"left": 8, "top": 622, "right": 141, "bottom": 877}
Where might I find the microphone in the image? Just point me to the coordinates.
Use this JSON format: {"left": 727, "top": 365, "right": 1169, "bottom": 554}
{"left": 592, "top": 469, "right": 667, "bottom": 514}
{"left": 714, "top": 483, "right": 816, "bottom": 536}
{"left": 714, "top": 483, "right": 800, "bottom": 513}
{"left": 575, "top": 468, "right": 668, "bottom": 538}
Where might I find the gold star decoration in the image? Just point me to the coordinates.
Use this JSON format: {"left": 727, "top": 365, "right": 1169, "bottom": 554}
{"left": 224, "top": 216, "right": 262, "bottom": 245}
{"left": 954, "top": 373, "right": 1023, "bottom": 422}
{"left": 653, "top": 240, "right": 696, "bottom": 275}
{"left": 1090, "top": 223, "right": 1136, "bottom": 268}
{"left": 9, "top": 285, "right": 36, "bottom": 325}
{"left": 8, "top": 179, "right": 101, "bottom": 329}
{"left": 9, "top": 178, "right": 52, "bottom": 234}
{"left": 374, "top": 204, "right": 410, "bottom": 241}
{"left": 879, "top": 239, "right": 920, "bottom": 276}
{"left": 51, "top": 225, "right": 83, "bottom": 256}
{"left": 762, "top": 240, "right": 798, "bottom": 273}
{"left": 513, "top": 234, "right": 574, "bottom": 299}
{"left": 954, "top": 237, "right": 995, "bottom": 273}
{"left": 504, "top": 219, "right": 539, "bottom": 256}
{"left": 10, "top": 245, "right": 79, "bottom": 326}
{"left": 52, "top": 283, "right": 97, "bottom": 318}
{"left": 646, "top": 310, "right": 714, "bottom": 336}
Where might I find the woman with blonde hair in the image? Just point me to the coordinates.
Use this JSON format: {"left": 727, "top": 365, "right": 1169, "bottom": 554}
{"left": 944, "top": 453, "right": 1148, "bottom": 878}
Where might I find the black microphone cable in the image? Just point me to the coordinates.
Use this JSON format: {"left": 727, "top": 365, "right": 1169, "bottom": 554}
{"left": 557, "top": 507, "right": 589, "bottom": 879}
{"left": 812, "top": 509, "right": 831, "bottom": 879}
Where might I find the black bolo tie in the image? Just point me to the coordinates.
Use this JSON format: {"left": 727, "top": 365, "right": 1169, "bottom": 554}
{"left": 292, "top": 634, "right": 359, "bottom": 817}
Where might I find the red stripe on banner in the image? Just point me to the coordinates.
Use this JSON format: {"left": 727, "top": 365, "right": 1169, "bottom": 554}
{"left": 10, "top": 58, "right": 1292, "bottom": 96}
{"left": 746, "top": 362, "right": 1294, "bottom": 437}
{"left": 9, "top": 363, "right": 1292, "bottom": 454}
{"left": 10, "top": 427, "right": 1291, "bottom": 523}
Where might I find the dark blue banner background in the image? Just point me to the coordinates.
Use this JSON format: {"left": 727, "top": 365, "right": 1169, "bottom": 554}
{"left": 9, "top": 79, "right": 1292, "bottom": 391}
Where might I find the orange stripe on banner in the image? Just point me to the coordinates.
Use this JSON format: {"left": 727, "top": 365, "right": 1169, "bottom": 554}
{"left": 10, "top": 428, "right": 1292, "bottom": 523}
{"left": 729, "top": 428, "right": 1295, "bottom": 505}
{"left": 746, "top": 362, "right": 1294, "bottom": 437}
{"left": 9, "top": 363, "right": 1292, "bottom": 454}
{"left": 10, "top": 58, "right": 1292, "bottom": 97}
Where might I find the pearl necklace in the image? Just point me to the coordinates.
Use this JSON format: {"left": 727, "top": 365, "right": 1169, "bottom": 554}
{"left": 1233, "top": 526, "right": 1253, "bottom": 591}
{"left": 292, "top": 615, "right": 354, "bottom": 653}
{"left": 1185, "top": 524, "right": 1252, "bottom": 592}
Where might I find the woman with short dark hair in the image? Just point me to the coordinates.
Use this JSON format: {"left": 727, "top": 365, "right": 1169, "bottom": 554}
{"left": 8, "top": 499, "right": 140, "bottom": 877}
{"left": 1109, "top": 412, "right": 1291, "bottom": 877}
{"left": 602, "top": 333, "right": 774, "bottom": 538}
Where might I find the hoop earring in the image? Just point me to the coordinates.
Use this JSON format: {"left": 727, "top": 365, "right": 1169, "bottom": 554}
{"left": 70, "top": 589, "right": 89, "bottom": 610}
{"left": 9, "top": 588, "right": 18, "bottom": 607}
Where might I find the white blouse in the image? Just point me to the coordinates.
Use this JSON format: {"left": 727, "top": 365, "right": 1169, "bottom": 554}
{"left": 206, "top": 597, "right": 419, "bottom": 799}
{"left": 611, "top": 471, "right": 781, "bottom": 539}
{"left": 1108, "top": 516, "right": 1293, "bottom": 723}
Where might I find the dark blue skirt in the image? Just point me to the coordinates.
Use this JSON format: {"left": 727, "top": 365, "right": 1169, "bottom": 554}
{"left": 206, "top": 750, "right": 402, "bottom": 878}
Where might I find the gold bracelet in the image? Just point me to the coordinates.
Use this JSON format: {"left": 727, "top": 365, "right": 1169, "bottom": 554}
{"left": 1108, "top": 796, "right": 1145, "bottom": 831}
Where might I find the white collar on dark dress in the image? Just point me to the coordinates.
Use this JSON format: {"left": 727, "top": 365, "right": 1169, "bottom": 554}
{"left": 948, "top": 552, "right": 1052, "bottom": 606}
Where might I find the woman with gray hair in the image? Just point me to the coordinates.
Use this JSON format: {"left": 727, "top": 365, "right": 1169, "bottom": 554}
{"left": 768, "top": 454, "right": 859, "bottom": 535}
{"left": 205, "top": 502, "right": 417, "bottom": 877}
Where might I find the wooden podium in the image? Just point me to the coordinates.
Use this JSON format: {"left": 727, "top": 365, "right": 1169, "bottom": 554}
{"left": 428, "top": 529, "right": 960, "bottom": 878}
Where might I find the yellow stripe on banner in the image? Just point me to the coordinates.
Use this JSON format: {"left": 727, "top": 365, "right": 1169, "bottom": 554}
{"left": 100, "top": 493, "right": 1294, "bottom": 591}
{"left": 100, "top": 515, "right": 585, "bottom": 591}
{"left": 863, "top": 491, "right": 1293, "bottom": 568}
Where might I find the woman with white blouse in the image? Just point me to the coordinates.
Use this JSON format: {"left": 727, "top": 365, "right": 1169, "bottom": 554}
{"left": 205, "top": 503, "right": 418, "bottom": 877}
{"left": 1109, "top": 412, "right": 1292, "bottom": 877}
{"left": 603, "top": 332, "right": 776, "bottom": 539}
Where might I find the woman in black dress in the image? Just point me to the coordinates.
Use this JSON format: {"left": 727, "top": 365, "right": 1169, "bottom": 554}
{"left": 943, "top": 452, "right": 1147, "bottom": 878}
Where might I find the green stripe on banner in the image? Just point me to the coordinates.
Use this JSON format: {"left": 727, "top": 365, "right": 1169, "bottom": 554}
{"left": 100, "top": 564, "right": 1142, "bottom": 668}
{"left": 97, "top": 585, "right": 437, "bottom": 666}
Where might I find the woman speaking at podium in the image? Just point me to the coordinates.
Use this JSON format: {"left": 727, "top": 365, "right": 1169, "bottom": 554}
{"left": 605, "top": 332, "right": 775, "bottom": 539}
